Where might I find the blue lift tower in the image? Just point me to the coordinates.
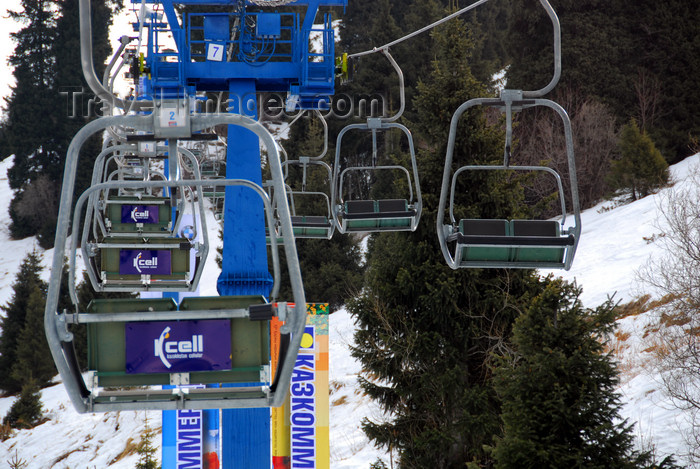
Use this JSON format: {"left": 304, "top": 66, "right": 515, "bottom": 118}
{"left": 44, "top": 0, "right": 346, "bottom": 467}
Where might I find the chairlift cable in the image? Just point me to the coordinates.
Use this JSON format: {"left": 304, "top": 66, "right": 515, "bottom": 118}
{"left": 347, "top": 0, "right": 491, "bottom": 59}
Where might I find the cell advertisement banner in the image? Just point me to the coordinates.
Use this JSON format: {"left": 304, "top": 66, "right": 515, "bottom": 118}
{"left": 125, "top": 319, "right": 232, "bottom": 374}
{"left": 119, "top": 249, "right": 172, "bottom": 276}
{"left": 120, "top": 204, "right": 160, "bottom": 224}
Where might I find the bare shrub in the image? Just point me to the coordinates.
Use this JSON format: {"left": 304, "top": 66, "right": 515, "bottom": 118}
{"left": 0, "top": 423, "right": 13, "bottom": 442}
{"left": 513, "top": 88, "right": 619, "bottom": 215}
{"left": 635, "top": 68, "right": 662, "bottom": 132}
{"left": 14, "top": 175, "right": 59, "bottom": 232}
{"left": 637, "top": 163, "right": 700, "bottom": 463}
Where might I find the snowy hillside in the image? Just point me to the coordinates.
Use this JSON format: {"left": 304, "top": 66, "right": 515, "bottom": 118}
{"left": 0, "top": 151, "right": 696, "bottom": 466}
{"left": 0, "top": 1, "right": 698, "bottom": 467}
{"left": 0, "top": 152, "right": 386, "bottom": 467}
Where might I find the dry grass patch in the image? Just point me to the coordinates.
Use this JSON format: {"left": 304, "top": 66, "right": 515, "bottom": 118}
{"left": 616, "top": 293, "right": 677, "bottom": 320}
{"left": 52, "top": 446, "right": 88, "bottom": 466}
{"left": 108, "top": 437, "right": 138, "bottom": 464}
{"left": 332, "top": 395, "right": 349, "bottom": 407}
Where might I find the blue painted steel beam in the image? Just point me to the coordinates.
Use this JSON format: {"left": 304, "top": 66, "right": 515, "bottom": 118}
{"left": 217, "top": 79, "right": 272, "bottom": 469}
{"left": 186, "top": 62, "right": 301, "bottom": 82}
{"left": 217, "top": 79, "right": 273, "bottom": 297}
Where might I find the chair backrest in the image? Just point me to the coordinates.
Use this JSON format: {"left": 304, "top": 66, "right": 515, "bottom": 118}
{"left": 459, "top": 219, "right": 508, "bottom": 236}
{"left": 345, "top": 200, "right": 376, "bottom": 214}
{"left": 511, "top": 219, "right": 560, "bottom": 237}
{"left": 377, "top": 199, "right": 408, "bottom": 213}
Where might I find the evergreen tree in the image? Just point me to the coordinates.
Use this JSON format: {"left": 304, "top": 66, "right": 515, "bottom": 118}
{"left": 1, "top": 0, "right": 122, "bottom": 246}
{"left": 350, "top": 19, "right": 545, "bottom": 468}
{"left": 505, "top": 0, "right": 700, "bottom": 163}
{"left": 3, "top": 0, "right": 61, "bottom": 241}
{"left": 53, "top": 0, "right": 123, "bottom": 193}
{"left": 624, "top": 0, "right": 700, "bottom": 161}
{"left": 609, "top": 119, "right": 669, "bottom": 201}
{"left": 336, "top": 0, "right": 451, "bottom": 132}
{"left": 2, "top": 378, "right": 43, "bottom": 429}
{"left": 0, "top": 251, "right": 46, "bottom": 394}
{"left": 284, "top": 237, "right": 363, "bottom": 310}
{"left": 492, "top": 279, "right": 652, "bottom": 468}
{"left": 135, "top": 415, "right": 161, "bottom": 469}
{"left": 506, "top": 0, "right": 634, "bottom": 110}
{"left": 11, "top": 285, "right": 57, "bottom": 389}
{"left": 2, "top": 0, "right": 58, "bottom": 172}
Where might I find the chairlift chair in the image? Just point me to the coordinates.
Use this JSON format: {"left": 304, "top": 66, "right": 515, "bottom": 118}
{"left": 45, "top": 113, "right": 307, "bottom": 413}
{"left": 267, "top": 171, "right": 335, "bottom": 242}
{"left": 80, "top": 148, "right": 208, "bottom": 293}
{"left": 331, "top": 49, "right": 422, "bottom": 233}
{"left": 437, "top": 0, "right": 581, "bottom": 270}
{"left": 266, "top": 109, "right": 335, "bottom": 241}
{"left": 437, "top": 92, "right": 581, "bottom": 270}
{"left": 90, "top": 145, "right": 188, "bottom": 241}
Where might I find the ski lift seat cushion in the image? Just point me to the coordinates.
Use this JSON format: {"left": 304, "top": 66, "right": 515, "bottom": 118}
{"left": 344, "top": 200, "right": 377, "bottom": 229}
{"left": 377, "top": 199, "right": 412, "bottom": 228}
{"left": 377, "top": 199, "right": 408, "bottom": 213}
{"left": 345, "top": 200, "right": 375, "bottom": 214}
{"left": 306, "top": 215, "right": 329, "bottom": 224}
{"left": 458, "top": 219, "right": 510, "bottom": 262}
{"left": 202, "top": 184, "right": 226, "bottom": 198}
{"left": 511, "top": 220, "right": 565, "bottom": 263}
{"left": 292, "top": 215, "right": 331, "bottom": 237}
{"left": 344, "top": 199, "right": 412, "bottom": 229}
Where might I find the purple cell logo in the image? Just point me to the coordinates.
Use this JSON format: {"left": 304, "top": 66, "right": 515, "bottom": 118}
{"left": 154, "top": 326, "right": 204, "bottom": 369}
{"left": 119, "top": 250, "right": 172, "bottom": 275}
{"left": 121, "top": 205, "right": 159, "bottom": 224}
{"left": 126, "top": 320, "right": 232, "bottom": 374}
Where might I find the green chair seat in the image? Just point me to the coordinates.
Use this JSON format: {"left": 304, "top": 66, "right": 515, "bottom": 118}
{"left": 344, "top": 199, "right": 414, "bottom": 230}
{"left": 511, "top": 220, "right": 565, "bottom": 263}
{"left": 291, "top": 215, "right": 332, "bottom": 238}
{"left": 87, "top": 298, "right": 178, "bottom": 387}
{"left": 458, "top": 219, "right": 510, "bottom": 262}
{"left": 456, "top": 219, "right": 566, "bottom": 265}
{"left": 87, "top": 296, "right": 269, "bottom": 388}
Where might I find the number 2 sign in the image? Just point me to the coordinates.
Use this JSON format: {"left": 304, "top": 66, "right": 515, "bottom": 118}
{"left": 160, "top": 107, "right": 186, "bottom": 129}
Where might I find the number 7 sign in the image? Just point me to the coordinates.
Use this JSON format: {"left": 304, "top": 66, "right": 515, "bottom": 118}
{"left": 207, "top": 43, "right": 225, "bottom": 62}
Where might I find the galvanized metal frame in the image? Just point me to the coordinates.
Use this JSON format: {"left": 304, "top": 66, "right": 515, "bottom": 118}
{"left": 437, "top": 98, "right": 581, "bottom": 271}
{"left": 331, "top": 49, "right": 422, "bottom": 234}
{"left": 331, "top": 122, "right": 422, "bottom": 233}
{"left": 449, "top": 165, "right": 569, "bottom": 227}
{"left": 436, "top": 0, "right": 581, "bottom": 271}
{"left": 45, "top": 113, "right": 307, "bottom": 413}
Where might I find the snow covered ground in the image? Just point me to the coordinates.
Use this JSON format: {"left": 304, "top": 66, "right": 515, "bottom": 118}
{"left": 0, "top": 1, "right": 698, "bottom": 467}
{"left": 0, "top": 153, "right": 385, "bottom": 467}
{"left": 0, "top": 152, "right": 695, "bottom": 467}
{"left": 546, "top": 156, "right": 700, "bottom": 465}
